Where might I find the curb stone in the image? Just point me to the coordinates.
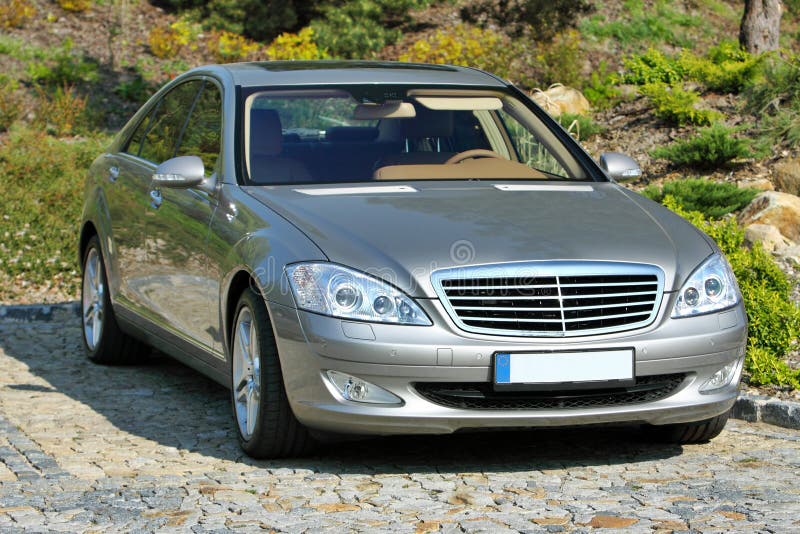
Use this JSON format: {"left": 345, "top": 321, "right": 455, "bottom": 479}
{"left": 1, "top": 301, "right": 799, "bottom": 431}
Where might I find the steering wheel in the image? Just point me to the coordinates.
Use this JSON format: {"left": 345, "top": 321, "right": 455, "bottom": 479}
{"left": 444, "top": 149, "right": 504, "bottom": 165}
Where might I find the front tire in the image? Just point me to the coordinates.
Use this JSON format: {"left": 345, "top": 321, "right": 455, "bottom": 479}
{"left": 81, "top": 235, "right": 146, "bottom": 364}
{"left": 649, "top": 411, "right": 730, "bottom": 444}
{"left": 230, "top": 288, "right": 313, "bottom": 458}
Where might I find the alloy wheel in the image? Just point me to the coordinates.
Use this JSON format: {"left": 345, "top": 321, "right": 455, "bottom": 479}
{"left": 232, "top": 306, "right": 261, "bottom": 440}
{"left": 82, "top": 247, "right": 104, "bottom": 351}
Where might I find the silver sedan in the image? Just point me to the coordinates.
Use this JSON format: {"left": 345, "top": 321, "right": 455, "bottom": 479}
{"left": 80, "top": 62, "right": 747, "bottom": 458}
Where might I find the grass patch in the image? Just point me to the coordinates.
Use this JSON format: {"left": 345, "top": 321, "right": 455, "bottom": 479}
{"left": 0, "top": 125, "right": 111, "bottom": 299}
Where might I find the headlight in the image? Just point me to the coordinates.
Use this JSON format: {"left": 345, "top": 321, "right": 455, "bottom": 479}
{"left": 672, "top": 254, "right": 739, "bottom": 318}
{"left": 286, "top": 262, "right": 432, "bottom": 326}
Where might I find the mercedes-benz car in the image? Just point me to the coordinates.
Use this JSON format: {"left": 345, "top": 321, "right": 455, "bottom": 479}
{"left": 80, "top": 61, "right": 747, "bottom": 458}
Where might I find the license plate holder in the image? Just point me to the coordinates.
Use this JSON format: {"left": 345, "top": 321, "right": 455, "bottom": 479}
{"left": 493, "top": 349, "right": 635, "bottom": 391}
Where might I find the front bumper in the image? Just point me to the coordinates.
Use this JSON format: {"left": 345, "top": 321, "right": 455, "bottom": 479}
{"left": 268, "top": 297, "right": 748, "bottom": 436}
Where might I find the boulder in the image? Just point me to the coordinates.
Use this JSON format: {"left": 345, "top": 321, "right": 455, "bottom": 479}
{"left": 744, "top": 223, "right": 793, "bottom": 253}
{"left": 773, "top": 157, "right": 800, "bottom": 196}
{"left": 530, "top": 84, "right": 591, "bottom": 117}
{"left": 738, "top": 191, "right": 800, "bottom": 243}
{"left": 777, "top": 244, "right": 800, "bottom": 263}
{"left": 738, "top": 178, "right": 774, "bottom": 191}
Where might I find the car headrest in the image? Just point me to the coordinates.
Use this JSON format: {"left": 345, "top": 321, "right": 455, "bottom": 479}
{"left": 402, "top": 107, "right": 454, "bottom": 139}
{"left": 326, "top": 126, "right": 379, "bottom": 143}
{"left": 250, "top": 109, "right": 282, "bottom": 156}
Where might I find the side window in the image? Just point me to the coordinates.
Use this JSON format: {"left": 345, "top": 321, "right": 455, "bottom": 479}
{"left": 139, "top": 80, "right": 202, "bottom": 164}
{"left": 495, "top": 108, "right": 571, "bottom": 178}
{"left": 177, "top": 82, "right": 222, "bottom": 175}
{"left": 124, "top": 109, "right": 154, "bottom": 157}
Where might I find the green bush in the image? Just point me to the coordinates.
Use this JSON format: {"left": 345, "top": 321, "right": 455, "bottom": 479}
{"left": 642, "top": 179, "right": 758, "bottom": 219}
{"left": 460, "top": 0, "right": 592, "bottom": 40}
{"left": 661, "top": 197, "right": 800, "bottom": 389}
{"left": 557, "top": 112, "right": 603, "bottom": 141}
{"left": 622, "top": 48, "right": 686, "bottom": 85}
{"left": 679, "top": 41, "right": 760, "bottom": 94}
{"left": 312, "top": 0, "right": 427, "bottom": 59}
{"left": 582, "top": 60, "right": 622, "bottom": 110}
{"left": 640, "top": 82, "right": 722, "bottom": 126}
{"left": 0, "top": 125, "right": 112, "bottom": 300}
{"left": 651, "top": 124, "right": 754, "bottom": 169}
{"left": 0, "top": 75, "right": 25, "bottom": 132}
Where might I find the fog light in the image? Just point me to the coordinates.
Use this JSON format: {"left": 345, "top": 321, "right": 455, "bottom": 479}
{"left": 699, "top": 358, "right": 743, "bottom": 393}
{"left": 326, "top": 370, "right": 402, "bottom": 404}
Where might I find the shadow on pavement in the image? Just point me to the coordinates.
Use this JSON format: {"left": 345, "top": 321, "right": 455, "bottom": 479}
{"left": 0, "top": 308, "right": 683, "bottom": 474}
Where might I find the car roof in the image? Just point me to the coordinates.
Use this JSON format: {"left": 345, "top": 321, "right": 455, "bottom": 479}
{"left": 206, "top": 61, "right": 509, "bottom": 89}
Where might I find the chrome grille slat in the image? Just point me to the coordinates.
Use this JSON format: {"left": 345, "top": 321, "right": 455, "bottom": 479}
{"left": 432, "top": 261, "right": 665, "bottom": 337}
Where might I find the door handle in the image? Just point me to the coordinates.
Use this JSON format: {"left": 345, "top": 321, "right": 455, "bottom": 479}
{"left": 108, "top": 166, "right": 119, "bottom": 183}
{"left": 150, "top": 189, "right": 162, "bottom": 209}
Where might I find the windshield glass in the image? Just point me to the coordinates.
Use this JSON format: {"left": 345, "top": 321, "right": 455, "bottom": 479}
{"left": 243, "top": 87, "right": 592, "bottom": 185}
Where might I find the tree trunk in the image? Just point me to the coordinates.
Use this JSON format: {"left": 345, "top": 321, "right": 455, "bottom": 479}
{"left": 740, "top": 0, "right": 783, "bottom": 54}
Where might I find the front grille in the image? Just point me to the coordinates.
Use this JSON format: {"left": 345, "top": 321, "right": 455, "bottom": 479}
{"left": 432, "top": 262, "right": 664, "bottom": 337}
{"left": 414, "top": 374, "right": 686, "bottom": 411}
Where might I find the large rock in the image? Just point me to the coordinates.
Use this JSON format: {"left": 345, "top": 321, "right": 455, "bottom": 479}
{"left": 738, "top": 191, "right": 800, "bottom": 243}
{"left": 773, "top": 157, "right": 800, "bottom": 196}
{"left": 530, "top": 84, "right": 591, "bottom": 117}
{"left": 744, "top": 223, "right": 793, "bottom": 253}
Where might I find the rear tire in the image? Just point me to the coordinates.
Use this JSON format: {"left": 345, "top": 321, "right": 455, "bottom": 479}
{"left": 81, "top": 235, "right": 146, "bottom": 364}
{"left": 230, "top": 287, "right": 314, "bottom": 458}
{"left": 649, "top": 410, "right": 730, "bottom": 444}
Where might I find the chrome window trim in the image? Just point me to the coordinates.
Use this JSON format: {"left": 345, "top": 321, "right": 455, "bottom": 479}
{"left": 431, "top": 261, "right": 665, "bottom": 338}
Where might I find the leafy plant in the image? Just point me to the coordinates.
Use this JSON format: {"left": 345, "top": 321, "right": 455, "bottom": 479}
{"left": 114, "top": 75, "right": 155, "bottom": 105}
{"left": 0, "top": 0, "right": 36, "bottom": 28}
{"left": 266, "top": 27, "right": 329, "bottom": 60}
{"left": 622, "top": 48, "right": 686, "bottom": 85}
{"left": 651, "top": 124, "right": 754, "bottom": 169}
{"left": 557, "top": 112, "right": 603, "bottom": 141}
{"left": 459, "top": 0, "right": 592, "bottom": 40}
{"left": 747, "top": 54, "right": 800, "bottom": 149}
{"left": 679, "top": 41, "right": 760, "bottom": 93}
{"left": 0, "top": 76, "right": 25, "bottom": 132}
{"left": 661, "top": 197, "right": 800, "bottom": 389}
{"left": 642, "top": 179, "right": 758, "bottom": 219}
{"left": 311, "top": 0, "right": 427, "bottom": 59}
{"left": 582, "top": 60, "right": 622, "bottom": 110}
{"left": 56, "top": 0, "right": 92, "bottom": 12}
{"left": 33, "top": 84, "right": 90, "bottom": 137}
{"left": 640, "top": 82, "right": 722, "bottom": 126}
{"left": 148, "top": 26, "right": 183, "bottom": 59}
{"left": 206, "top": 30, "right": 261, "bottom": 63}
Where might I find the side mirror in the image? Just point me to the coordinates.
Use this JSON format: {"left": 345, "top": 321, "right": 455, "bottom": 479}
{"left": 599, "top": 152, "right": 642, "bottom": 182}
{"left": 152, "top": 155, "right": 205, "bottom": 188}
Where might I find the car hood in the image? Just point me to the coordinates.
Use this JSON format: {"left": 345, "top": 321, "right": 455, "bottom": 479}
{"left": 243, "top": 182, "right": 713, "bottom": 297}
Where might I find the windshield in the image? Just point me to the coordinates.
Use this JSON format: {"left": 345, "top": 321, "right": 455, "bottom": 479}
{"left": 243, "top": 87, "right": 594, "bottom": 185}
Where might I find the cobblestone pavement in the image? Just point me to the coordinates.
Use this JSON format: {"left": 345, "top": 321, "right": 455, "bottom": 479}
{"left": 1, "top": 310, "right": 799, "bottom": 533}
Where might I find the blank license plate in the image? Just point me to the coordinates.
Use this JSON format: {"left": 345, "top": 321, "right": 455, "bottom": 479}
{"left": 494, "top": 349, "right": 634, "bottom": 387}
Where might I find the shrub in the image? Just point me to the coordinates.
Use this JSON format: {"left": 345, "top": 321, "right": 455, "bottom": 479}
{"left": 0, "top": 125, "right": 112, "bottom": 299}
{"left": 622, "top": 48, "right": 686, "bottom": 85}
{"left": 661, "top": 197, "right": 800, "bottom": 389}
{"left": 0, "top": 0, "right": 36, "bottom": 28}
{"left": 0, "top": 76, "right": 25, "bottom": 132}
{"left": 27, "top": 39, "right": 99, "bottom": 86}
{"left": 557, "top": 113, "right": 603, "bottom": 141}
{"left": 651, "top": 124, "right": 754, "bottom": 169}
{"left": 399, "top": 24, "right": 518, "bottom": 81}
{"left": 114, "top": 75, "right": 155, "bottom": 105}
{"left": 640, "top": 82, "right": 722, "bottom": 126}
{"left": 56, "top": 0, "right": 92, "bottom": 12}
{"left": 33, "top": 84, "right": 90, "bottom": 137}
{"left": 206, "top": 30, "right": 260, "bottom": 63}
{"left": 460, "top": 0, "right": 592, "bottom": 40}
{"left": 747, "top": 54, "right": 800, "bottom": 149}
{"left": 311, "top": 0, "right": 427, "bottom": 59}
{"left": 679, "top": 41, "right": 760, "bottom": 94}
{"left": 642, "top": 179, "right": 758, "bottom": 219}
{"left": 582, "top": 61, "right": 622, "bottom": 110}
{"left": 526, "top": 30, "right": 583, "bottom": 88}
{"left": 266, "top": 27, "right": 328, "bottom": 60}
{"left": 148, "top": 26, "right": 183, "bottom": 59}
